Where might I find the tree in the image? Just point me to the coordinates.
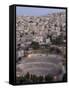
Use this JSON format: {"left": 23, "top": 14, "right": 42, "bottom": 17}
{"left": 51, "top": 34, "right": 63, "bottom": 45}
{"left": 38, "top": 75, "right": 44, "bottom": 82}
{"left": 30, "top": 74, "right": 38, "bottom": 83}
{"left": 24, "top": 72, "right": 30, "bottom": 80}
{"left": 45, "top": 75, "right": 53, "bottom": 82}
{"left": 31, "top": 41, "right": 39, "bottom": 49}
{"left": 31, "top": 31, "right": 35, "bottom": 35}
{"left": 56, "top": 34, "right": 63, "bottom": 45}
{"left": 16, "top": 76, "right": 26, "bottom": 84}
{"left": 55, "top": 48, "right": 62, "bottom": 54}
{"left": 49, "top": 46, "right": 62, "bottom": 55}
{"left": 62, "top": 73, "right": 67, "bottom": 82}
{"left": 21, "top": 72, "right": 31, "bottom": 83}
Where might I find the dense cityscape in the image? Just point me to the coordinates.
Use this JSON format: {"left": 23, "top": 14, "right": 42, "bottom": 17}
{"left": 16, "top": 11, "right": 66, "bottom": 84}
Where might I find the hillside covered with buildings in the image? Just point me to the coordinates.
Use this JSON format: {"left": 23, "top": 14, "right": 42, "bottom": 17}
{"left": 16, "top": 11, "right": 66, "bottom": 56}
{"left": 16, "top": 11, "right": 67, "bottom": 84}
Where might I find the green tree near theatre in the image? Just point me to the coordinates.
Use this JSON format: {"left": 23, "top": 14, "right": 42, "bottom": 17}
{"left": 51, "top": 34, "right": 63, "bottom": 45}
{"left": 30, "top": 74, "right": 38, "bottom": 83}
{"left": 31, "top": 41, "right": 39, "bottom": 49}
{"left": 38, "top": 75, "right": 44, "bottom": 82}
{"left": 45, "top": 75, "right": 53, "bottom": 82}
{"left": 24, "top": 72, "right": 30, "bottom": 80}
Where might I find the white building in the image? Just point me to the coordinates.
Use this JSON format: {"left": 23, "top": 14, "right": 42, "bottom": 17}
{"left": 46, "top": 38, "right": 51, "bottom": 45}
{"left": 33, "top": 35, "right": 43, "bottom": 44}
{"left": 16, "top": 50, "right": 24, "bottom": 59}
